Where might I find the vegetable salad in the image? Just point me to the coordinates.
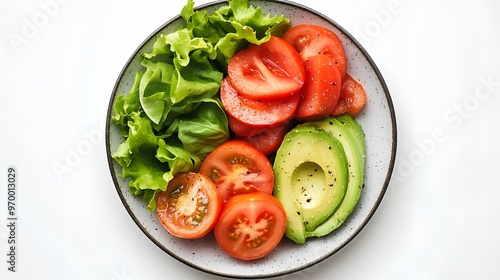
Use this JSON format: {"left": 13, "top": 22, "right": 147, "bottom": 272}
{"left": 111, "top": 0, "right": 290, "bottom": 210}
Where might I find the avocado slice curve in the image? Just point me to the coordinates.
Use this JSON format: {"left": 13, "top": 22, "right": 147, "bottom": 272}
{"left": 306, "top": 115, "right": 366, "bottom": 237}
{"left": 273, "top": 124, "right": 348, "bottom": 244}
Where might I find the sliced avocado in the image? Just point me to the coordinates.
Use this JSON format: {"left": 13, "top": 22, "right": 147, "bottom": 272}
{"left": 306, "top": 115, "right": 366, "bottom": 237}
{"left": 336, "top": 114, "right": 366, "bottom": 169}
{"left": 273, "top": 125, "right": 348, "bottom": 244}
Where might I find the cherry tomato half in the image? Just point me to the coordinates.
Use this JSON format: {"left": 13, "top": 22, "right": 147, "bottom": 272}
{"left": 156, "top": 172, "right": 222, "bottom": 239}
{"left": 214, "top": 192, "right": 287, "bottom": 260}
{"left": 227, "top": 36, "right": 305, "bottom": 100}
{"left": 200, "top": 140, "right": 274, "bottom": 202}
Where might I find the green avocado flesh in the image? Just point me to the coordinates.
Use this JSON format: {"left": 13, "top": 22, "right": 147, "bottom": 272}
{"left": 335, "top": 114, "right": 366, "bottom": 169}
{"left": 273, "top": 115, "right": 366, "bottom": 244}
{"left": 306, "top": 116, "right": 366, "bottom": 237}
{"left": 273, "top": 124, "right": 348, "bottom": 244}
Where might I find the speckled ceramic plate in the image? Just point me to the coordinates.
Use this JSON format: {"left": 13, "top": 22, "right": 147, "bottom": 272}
{"left": 106, "top": 0, "right": 396, "bottom": 278}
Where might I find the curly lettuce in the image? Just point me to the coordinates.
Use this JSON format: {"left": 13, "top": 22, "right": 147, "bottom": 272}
{"left": 111, "top": 0, "right": 290, "bottom": 210}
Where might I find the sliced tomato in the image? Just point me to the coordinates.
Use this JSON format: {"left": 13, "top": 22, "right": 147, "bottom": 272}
{"left": 220, "top": 78, "right": 300, "bottom": 127}
{"left": 228, "top": 114, "right": 267, "bottom": 137}
{"left": 236, "top": 121, "right": 293, "bottom": 155}
{"left": 295, "top": 54, "right": 342, "bottom": 121}
{"left": 200, "top": 140, "right": 274, "bottom": 202}
{"left": 282, "top": 24, "right": 346, "bottom": 79}
{"left": 229, "top": 114, "right": 292, "bottom": 155}
{"left": 156, "top": 172, "right": 222, "bottom": 239}
{"left": 214, "top": 192, "right": 286, "bottom": 260}
{"left": 331, "top": 74, "right": 368, "bottom": 117}
{"left": 227, "top": 36, "right": 305, "bottom": 100}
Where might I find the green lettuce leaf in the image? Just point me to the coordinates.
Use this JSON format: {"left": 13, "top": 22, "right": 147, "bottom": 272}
{"left": 139, "top": 59, "right": 174, "bottom": 125}
{"left": 165, "top": 29, "right": 214, "bottom": 67}
{"left": 208, "top": 0, "right": 290, "bottom": 66}
{"left": 120, "top": 147, "right": 168, "bottom": 211}
{"left": 110, "top": 0, "right": 290, "bottom": 211}
{"left": 111, "top": 112, "right": 169, "bottom": 210}
{"left": 112, "top": 112, "right": 157, "bottom": 167}
{"left": 170, "top": 50, "right": 223, "bottom": 104}
{"left": 143, "top": 33, "right": 172, "bottom": 60}
{"left": 156, "top": 138, "right": 194, "bottom": 182}
{"left": 112, "top": 72, "right": 143, "bottom": 136}
{"left": 151, "top": 0, "right": 290, "bottom": 69}
{"left": 177, "top": 100, "right": 230, "bottom": 168}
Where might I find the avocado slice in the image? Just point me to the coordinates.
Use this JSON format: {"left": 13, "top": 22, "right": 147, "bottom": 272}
{"left": 336, "top": 114, "right": 366, "bottom": 169}
{"left": 306, "top": 115, "right": 366, "bottom": 237}
{"left": 273, "top": 125, "right": 348, "bottom": 244}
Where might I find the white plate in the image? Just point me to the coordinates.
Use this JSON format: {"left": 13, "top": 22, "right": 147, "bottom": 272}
{"left": 105, "top": 0, "right": 397, "bottom": 278}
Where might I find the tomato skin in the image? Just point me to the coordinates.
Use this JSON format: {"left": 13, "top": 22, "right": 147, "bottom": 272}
{"left": 331, "top": 74, "right": 367, "bottom": 117}
{"left": 282, "top": 24, "right": 346, "bottom": 79}
{"left": 214, "top": 192, "right": 287, "bottom": 261}
{"left": 227, "top": 36, "right": 305, "bottom": 100}
{"left": 156, "top": 172, "right": 222, "bottom": 239}
{"left": 295, "top": 54, "right": 342, "bottom": 121}
{"left": 235, "top": 121, "right": 293, "bottom": 155}
{"left": 220, "top": 78, "right": 300, "bottom": 128}
{"left": 199, "top": 140, "right": 274, "bottom": 202}
{"left": 228, "top": 114, "right": 267, "bottom": 138}
{"left": 228, "top": 113, "right": 293, "bottom": 155}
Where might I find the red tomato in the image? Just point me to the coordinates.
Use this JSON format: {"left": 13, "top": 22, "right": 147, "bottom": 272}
{"left": 332, "top": 74, "right": 368, "bottom": 117}
{"left": 214, "top": 192, "right": 287, "bottom": 260}
{"left": 282, "top": 24, "right": 346, "bottom": 79}
{"left": 228, "top": 114, "right": 267, "bottom": 137}
{"left": 227, "top": 36, "right": 305, "bottom": 100}
{"left": 295, "top": 54, "right": 342, "bottom": 121}
{"left": 236, "top": 121, "right": 293, "bottom": 155}
{"left": 199, "top": 140, "right": 274, "bottom": 202}
{"left": 220, "top": 78, "right": 300, "bottom": 128}
{"left": 156, "top": 172, "right": 222, "bottom": 239}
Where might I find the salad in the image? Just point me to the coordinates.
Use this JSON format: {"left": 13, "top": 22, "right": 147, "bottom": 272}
{"left": 111, "top": 0, "right": 367, "bottom": 261}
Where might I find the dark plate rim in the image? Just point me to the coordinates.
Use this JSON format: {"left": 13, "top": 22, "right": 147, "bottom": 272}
{"left": 105, "top": 0, "right": 397, "bottom": 278}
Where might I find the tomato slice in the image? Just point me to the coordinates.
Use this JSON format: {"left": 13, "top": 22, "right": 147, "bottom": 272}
{"left": 295, "top": 54, "right": 342, "bottom": 121}
{"left": 214, "top": 192, "right": 287, "bottom": 260}
{"left": 282, "top": 24, "right": 346, "bottom": 79}
{"left": 200, "top": 140, "right": 274, "bottom": 202}
{"left": 229, "top": 113, "right": 293, "bottom": 155}
{"left": 220, "top": 78, "right": 300, "bottom": 127}
{"left": 156, "top": 172, "right": 222, "bottom": 239}
{"left": 228, "top": 114, "right": 267, "bottom": 137}
{"left": 235, "top": 121, "right": 293, "bottom": 155}
{"left": 332, "top": 74, "right": 368, "bottom": 117}
{"left": 227, "top": 36, "right": 305, "bottom": 100}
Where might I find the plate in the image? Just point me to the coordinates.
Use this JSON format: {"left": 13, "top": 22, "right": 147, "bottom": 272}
{"left": 105, "top": 0, "right": 397, "bottom": 278}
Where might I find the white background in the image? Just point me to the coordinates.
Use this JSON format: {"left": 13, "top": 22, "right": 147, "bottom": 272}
{"left": 2, "top": 0, "right": 500, "bottom": 279}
